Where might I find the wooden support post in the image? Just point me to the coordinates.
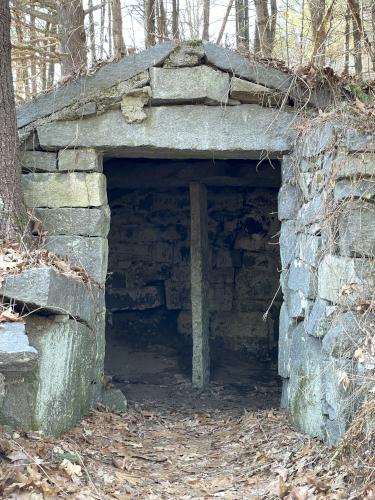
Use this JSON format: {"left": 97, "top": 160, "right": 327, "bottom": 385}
{"left": 189, "top": 182, "right": 210, "bottom": 388}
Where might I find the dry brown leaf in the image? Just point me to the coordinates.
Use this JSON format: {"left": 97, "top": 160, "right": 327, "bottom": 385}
{"left": 59, "top": 458, "right": 82, "bottom": 479}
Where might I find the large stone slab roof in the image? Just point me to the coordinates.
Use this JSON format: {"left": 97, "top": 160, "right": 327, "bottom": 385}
{"left": 17, "top": 41, "right": 330, "bottom": 130}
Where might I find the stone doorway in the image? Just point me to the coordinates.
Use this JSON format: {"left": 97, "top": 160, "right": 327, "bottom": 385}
{"left": 104, "top": 157, "right": 282, "bottom": 405}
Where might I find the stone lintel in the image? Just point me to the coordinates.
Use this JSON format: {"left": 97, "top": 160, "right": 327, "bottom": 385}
{"left": 190, "top": 182, "right": 210, "bottom": 387}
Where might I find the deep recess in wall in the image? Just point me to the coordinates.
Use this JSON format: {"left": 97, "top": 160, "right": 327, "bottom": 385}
{"left": 104, "top": 158, "right": 282, "bottom": 404}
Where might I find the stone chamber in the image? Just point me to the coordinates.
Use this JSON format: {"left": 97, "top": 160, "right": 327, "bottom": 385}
{"left": 104, "top": 157, "right": 282, "bottom": 403}
{"left": 1, "top": 41, "right": 374, "bottom": 445}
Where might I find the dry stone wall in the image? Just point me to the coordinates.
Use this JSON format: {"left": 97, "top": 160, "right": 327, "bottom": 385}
{"left": 106, "top": 176, "right": 280, "bottom": 357}
{"left": 279, "top": 121, "right": 375, "bottom": 445}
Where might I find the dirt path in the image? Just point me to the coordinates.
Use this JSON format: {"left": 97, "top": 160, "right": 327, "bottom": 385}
{"left": 1, "top": 375, "right": 358, "bottom": 500}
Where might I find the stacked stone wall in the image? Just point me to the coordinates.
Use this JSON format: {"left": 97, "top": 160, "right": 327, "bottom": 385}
{"left": 279, "top": 122, "right": 375, "bottom": 445}
{"left": 106, "top": 162, "right": 280, "bottom": 356}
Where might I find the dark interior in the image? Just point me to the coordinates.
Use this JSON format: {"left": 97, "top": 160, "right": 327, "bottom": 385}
{"left": 104, "top": 158, "right": 282, "bottom": 408}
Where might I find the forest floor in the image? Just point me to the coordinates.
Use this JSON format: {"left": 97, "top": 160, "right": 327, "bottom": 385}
{"left": 0, "top": 346, "right": 373, "bottom": 499}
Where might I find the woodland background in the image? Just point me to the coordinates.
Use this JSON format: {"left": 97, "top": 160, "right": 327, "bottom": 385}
{"left": 10, "top": 0, "right": 375, "bottom": 104}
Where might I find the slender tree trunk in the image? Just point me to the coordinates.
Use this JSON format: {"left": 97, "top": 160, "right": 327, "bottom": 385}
{"left": 254, "top": 0, "right": 276, "bottom": 57}
{"left": 47, "top": 23, "right": 56, "bottom": 88}
{"left": 88, "top": 0, "right": 97, "bottom": 64}
{"left": 29, "top": 14, "right": 37, "bottom": 95}
{"left": 202, "top": 0, "right": 210, "bottom": 40}
{"left": 58, "top": 0, "right": 87, "bottom": 77}
{"left": 372, "top": 1, "right": 375, "bottom": 51}
{"left": 112, "top": 0, "right": 126, "bottom": 57}
{"left": 145, "top": 0, "right": 156, "bottom": 47}
{"left": 0, "top": 0, "right": 26, "bottom": 241}
{"left": 156, "top": 0, "right": 167, "bottom": 41}
{"left": 172, "top": 0, "right": 180, "bottom": 39}
{"left": 351, "top": 0, "right": 362, "bottom": 75}
{"left": 99, "top": 1, "right": 106, "bottom": 59}
{"left": 217, "top": 0, "right": 234, "bottom": 44}
{"left": 343, "top": 4, "right": 350, "bottom": 75}
{"left": 307, "top": 0, "right": 326, "bottom": 66}
{"left": 235, "top": 0, "right": 249, "bottom": 50}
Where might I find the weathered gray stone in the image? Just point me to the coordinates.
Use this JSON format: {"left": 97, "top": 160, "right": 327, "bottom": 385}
{"left": 338, "top": 202, "right": 375, "bottom": 257}
{"left": 58, "top": 148, "right": 103, "bottom": 172}
{"left": 298, "top": 233, "right": 322, "bottom": 267}
{"left": 298, "top": 193, "right": 326, "bottom": 228}
{"left": 297, "top": 122, "right": 337, "bottom": 158}
{"left": 344, "top": 129, "right": 375, "bottom": 152}
{"left": 288, "top": 259, "right": 317, "bottom": 299}
{"left": 35, "top": 206, "right": 110, "bottom": 237}
{"left": 204, "top": 42, "right": 293, "bottom": 92}
{"left": 100, "top": 388, "right": 127, "bottom": 412}
{"left": 318, "top": 254, "right": 375, "bottom": 305}
{"left": 280, "top": 378, "right": 290, "bottom": 408}
{"left": 281, "top": 156, "right": 296, "bottom": 184}
{"left": 285, "top": 289, "right": 312, "bottom": 319}
{"left": 0, "top": 267, "right": 103, "bottom": 327}
{"left": 190, "top": 182, "right": 210, "bottom": 387}
{"left": 333, "top": 150, "right": 375, "bottom": 179}
{"left": 278, "top": 302, "right": 294, "bottom": 377}
{"left": 23, "top": 172, "right": 107, "bottom": 208}
{"left": 45, "top": 235, "right": 108, "bottom": 284}
{"left": 151, "top": 66, "right": 230, "bottom": 104}
{"left": 334, "top": 179, "right": 375, "bottom": 202}
{"left": 0, "top": 322, "right": 38, "bottom": 372}
{"left": 298, "top": 172, "right": 313, "bottom": 199}
{"left": 210, "top": 312, "right": 273, "bottom": 354}
{"left": 288, "top": 323, "right": 324, "bottom": 438}
{"left": 322, "top": 312, "right": 375, "bottom": 358}
{"left": 230, "top": 77, "right": 281, "bottom": 106}
{"left": 278, "top": 184, "right": 301, "bottom": 221}
{"left": 17, "top": 42, "right": 176, "bottom": 128}
{"left": 304, "top": 298, "right": 334, "bottom": 338}
{"left": 163, "top": 43, "right": 205, "bottom": 67}
{"left": 165, "top": 280, "right": 190, "bottom": 310}
{"left": 20, "top": 151, "right": 57, "bottom": 172}
{"left": 37, "top": 106, "right": 296, "bottom": 159}
{"left": 280, "top": 220, "right": 298, "bottom": 269}
{"left": 107, "top": 286, "right": 164, "bottom": 311}
{"left": 1, "top": 315, "right": 98, "bottom": 436}
{"left": 121, "top": 86, "right": 151, "bottom": 123}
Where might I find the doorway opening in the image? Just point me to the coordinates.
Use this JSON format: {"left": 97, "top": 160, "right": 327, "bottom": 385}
{"left": 104, "top": 158, "right": 282, "bottom": 410}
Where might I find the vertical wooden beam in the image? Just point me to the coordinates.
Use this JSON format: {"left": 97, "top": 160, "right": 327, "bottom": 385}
{"left": 189, "top": 182, "right": 210, "bottom": 388}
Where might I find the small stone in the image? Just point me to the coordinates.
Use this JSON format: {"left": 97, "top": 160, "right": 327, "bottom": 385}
{"left": 279, "top": 220, "right": 298, "bottom": 269}
{"left": 298, "top": 233, "right": 322, "bottom": 268}
{"left": 334, "top": 179, "right": 375, "bottom": 202}
{"left": 121, "top": 86, "right": 151, "bottom": 124}
{"left": 0, "top": 322, "right": 38, "bottom": 372}
{"left": 288, "top": 259, "right": 317, "bottom": 299}
{"left": 278, "top": 184, "right": 301, "bottom": 221}
{"left": 163, "top": 43, "right": 205, "bottom": 67}
{"left": 19, "top": 151, "right": 57, "bottom": 172}
{"left": 58, "top": 148, "right": 103, "bottom": 172}
{"left": 230, "top": 77, "right": 281, "bottom": 106}
{"left": 304, "top": 298, "right": 333, "bottom": 338}
{"left": 338, "top": 201, "right": 375, "bottom": 257}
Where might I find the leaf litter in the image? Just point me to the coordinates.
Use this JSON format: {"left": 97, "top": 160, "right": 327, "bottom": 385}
{"left": 1, "top": 388, "right": 374, "bottom": 499}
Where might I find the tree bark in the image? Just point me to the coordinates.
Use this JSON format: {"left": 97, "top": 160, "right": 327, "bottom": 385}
{"left": 88, "top": 0, "right": 97, "bottom": 64}
{"left": 156, "top": 0, "right": 167, "bottom": 41}
{"left": 172, "top": 0, "right": 179, "bottom": 39}
{"left": 254, "top": 0, "right": 276, "bottom": 57}
{"left": 216, "top": 0, "right": 234, "bottom": 44}
{"left": 145, "top": 0, "right": 156, "bottom": 47}
{"left": 307, "top": 0, "right": 326, "bottom": 66}
{"left": 350, "top": 0, "right": 362, "bottom": 75}
{"left": 112, "top": 0, "right": 126, "bottom": 57}
{"left": 0, "top": 0, "right": 26, "bottom": 241}
{"left": 202, "top": 0, "right": 210, "bottom": 40}
{"left": 235, "top": 0, "right": 249, "bottom": 50}
{"left": 58, "top": 0, "right": 87, "bottom": 77}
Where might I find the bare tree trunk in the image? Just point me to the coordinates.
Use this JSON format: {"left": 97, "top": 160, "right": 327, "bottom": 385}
{"left": 156, "top": 0, "right": 167, "bottom": 41}
{"left": 254, "top": 0, "right": 276, "bottom": 57}
{"left": 202, "top": 0, "right": 210, "bottom": 40}
{"left": 88, "top": 0, "right": 97, "bottom": 64}
{"left": 172, "top": 0, "right": 180, "bottom": 39}
{"left": 29, "top": 14, "right": 37, "bottom": 95}
{"left": 99, "top": 1, "right": 106, "bottom": 59}
{"left": 343, "top": 4, "right": 350, "bottom": 75}
{"left": 217, "top": 0, "right": 234, "bottom": 44}
{"left": 307, "top": 0, "right": 326, "bottom": 66}
{"left": 58, "top": 0, "right": 87, "bottom": 77}
{"left": 235, "top": 0, "right": 249, "bottom": 50}
{"left": 47, "top": 23, "right": 56, "bottom": 88}
{"left": 372, "top": 1, "right": 375, "bottom": 51}
{"left": 351, "top": 0, "right": 362, "bottom": 75}
{"left": 112, "top": 0, "right": 126, "bottom": 57}
{"left": 145, "top": 0, "right": 156, "bottom": 47}
{"left": 0, "top": 0, "right": 26, "bottom": 241}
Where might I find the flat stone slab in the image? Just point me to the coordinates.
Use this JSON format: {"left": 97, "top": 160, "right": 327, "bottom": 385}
{"left": 45, "top": 235, "right": 108, "bottom": 284}
{"left": 20, "top": 151, "right": 57, "bottom": 172}
{"left": 318, "top": 254, "right": 375, "bottom": 305}
{"left": 0, "top": 322, "right": 38, "bottom": 372}
{"left": 58, "top": 148, "right": 103, "bottom": 172}
{"left": 151, "top": 66, "right": 230, "bottom": 104}
{"left": 35, "top": 207, "right": 110, "bottom": 237}
{"left": 17, "top": 42, "right": 176, "bottom": 128}
{"left": 37, "top": 106, "right": 296, "bottom": 159}
{"left": 23, "top": 172, "right": 107, "bottom": 208}
{"left": 230, "top": 77, "right": 281, "bottom": 105}
{"left": 0, "top": 267, "right": 103, "bottom": 326}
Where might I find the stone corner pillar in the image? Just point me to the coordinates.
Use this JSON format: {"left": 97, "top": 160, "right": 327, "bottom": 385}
{"left": 189, "top": 182, "right": 210, "bottom": 388}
